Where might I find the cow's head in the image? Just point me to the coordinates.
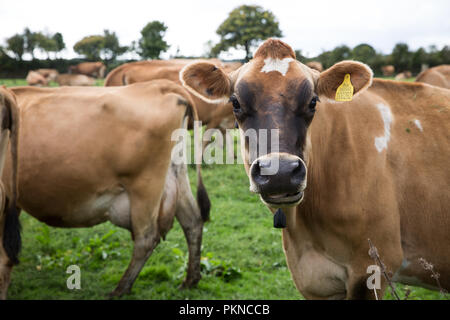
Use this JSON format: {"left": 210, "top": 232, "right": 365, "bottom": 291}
{"left": 180, "top": 39, "right": 373, "bottom": 208}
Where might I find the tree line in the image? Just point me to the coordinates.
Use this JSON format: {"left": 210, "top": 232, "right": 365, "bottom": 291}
{"left": 1, "top": 5, "right": 449, "bottom": 77}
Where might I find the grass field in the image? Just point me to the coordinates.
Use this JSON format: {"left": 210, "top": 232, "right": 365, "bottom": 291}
{"left": 2, "top": 78, "right": 446, "bottom": 300}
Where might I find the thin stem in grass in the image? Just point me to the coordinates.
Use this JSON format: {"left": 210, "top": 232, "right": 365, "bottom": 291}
{"left": 367, "top": 238, "right": 400, "bottom": 300}
{"left": 418, "top": 258, "right": 449, "bottom": 299}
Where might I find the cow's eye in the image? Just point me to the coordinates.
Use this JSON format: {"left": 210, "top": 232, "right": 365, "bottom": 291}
{"left": 309, "top": 96, "right": 319, "bottom": 111}
{"left": 230, "top": 95, "right": 241, "bottom": 112}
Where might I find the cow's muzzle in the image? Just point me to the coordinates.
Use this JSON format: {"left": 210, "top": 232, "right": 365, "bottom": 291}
{"left": 249, "top": 153, "right": 307, "bottom": 208}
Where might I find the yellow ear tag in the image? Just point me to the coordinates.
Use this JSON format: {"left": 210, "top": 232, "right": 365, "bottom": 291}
{"left": 335, "top": 74, "right": 354, "bottom": 102}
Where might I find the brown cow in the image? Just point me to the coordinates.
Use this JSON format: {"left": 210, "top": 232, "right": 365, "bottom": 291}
{"left": 56, "top": 74, "right": 96, "bottom": 86}
{"left": 416, "top": 65, "right": 450, "bottom": 89}
{"left": 26, "top": 71, "right": 48, "bottom": 86}
{"left": 180, "top": 39, "right": 450, "bottom": 299}
{"left": 382, "top": 65, "right": 395, "bottom": 77}
{"left": 0, "top": 86, "right": 20, "bottom": 300}
{"left": 69, "top": 62, "right": 106, "bottom": 78}
{"left": 105, "top": 59, "right": 238, "bottom": 147}
{"left": 0, "top": 80, "right": 210, "bottom": 298}
{"left": 35, "top": 68, "right": 59, "bottom": 82}
{"left": 394, "top": 71, "right": 413, "bottom": 81}
{"left": 306, "top": 61, "right": 323, "bottom": 72}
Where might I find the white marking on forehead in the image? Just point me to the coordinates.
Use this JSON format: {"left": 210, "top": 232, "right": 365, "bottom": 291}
{"left": 260, "top": 57, "right": 294, "bottom": 76}
{"left": 374, "top": 103, "right": 394, "bottom": 153}
{"left": 414, "top": 119, "right": 423, "bottom": 132}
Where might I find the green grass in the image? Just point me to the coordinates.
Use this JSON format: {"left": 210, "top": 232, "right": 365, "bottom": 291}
{"left": 0, "top": 78, "right": 104, "bottom": 87}
{"left": 3, "top": 78, "right": 444, "bottom": 300}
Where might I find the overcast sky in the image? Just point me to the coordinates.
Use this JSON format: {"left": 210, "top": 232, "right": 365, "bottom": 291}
{"left": 1, "top": 0, "right": 449, "bottom": 60}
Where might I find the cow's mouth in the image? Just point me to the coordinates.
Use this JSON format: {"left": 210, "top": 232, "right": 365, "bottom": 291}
{"left": 260, "top": 191, "right": 304, "bottom": 207}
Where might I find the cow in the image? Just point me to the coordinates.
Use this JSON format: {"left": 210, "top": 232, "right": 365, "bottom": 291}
{"left": 0, "top": 79, "right": 210, "bottom": 299}
{"left": 394, "top": 71, "right": 412, "bottom": 81}
{"left": 0, "top": 86, "right": 20, "bottom": 300}
{"left": 69, "top": 62, "right": 106, "bottom": 78}
{"left": 416, "top": 65, "right": 450, "bottom": 89}
{"left": 306, "top": 61, "right": 323, "bottom": 72}
{"left": 56, "top": 74, "right": 96, "bottom": 86}
{"left": 381, "top": 65, "right": 395, "bottom": 77}
{"left": 35, "top": 68, "right": 59, "bottom": 82}
{"left": 105, "top": 59, "right": 239, "bottom": 148}
{"left": 26, "top": 71, "right": 48, "bottom": 86}
{"left": 180, "top": 38, "right": 450, "bottom": 299}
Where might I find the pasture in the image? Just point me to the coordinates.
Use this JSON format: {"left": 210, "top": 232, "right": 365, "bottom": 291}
{"left": 2, "top": 78, "right": 444, "bottom": 300}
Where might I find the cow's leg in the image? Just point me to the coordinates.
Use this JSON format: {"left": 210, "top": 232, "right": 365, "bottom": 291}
{"left": 109, "top": 185, "right": 163, "bottom": 297}
{"left": 174, "top": 164, "right": 203, "bottom": 288}
{"left": 0, "top": 184, "right": 12, "bottom": 300}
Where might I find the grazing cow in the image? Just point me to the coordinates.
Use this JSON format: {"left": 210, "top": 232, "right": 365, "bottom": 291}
{"left": 394, "top": 71, "right": 412, "bottom": 81}
{"left": 180, "top": 39, "right": 450, "bottom": 299}
{"left": 416, "top": 65, "right": 450, "bottom": 89}
{"left": 35, "top": 69, "right": 59, "bottom": 82}
{"left": 0, "top": 86, "right": 20, "bottom": 300}
{"left": 26, "top": 71, "right": 48, "bottom": 86}
{"left": 69, "top": 62, "right": 106, "bottom": 78}
{"left": 381, "top": 65, "right": 395, "bottom": 77}
{"left": 56, "top": 74, "right": 96, "bottom": 86}
{"left": 105, "top": 59, "right": 238, "bottom": 147}
{"left": 0, "top": 80, "right": 210, "bottom": 298}
{"left": 306, "top": 61, "right": 324, "bottom": 72}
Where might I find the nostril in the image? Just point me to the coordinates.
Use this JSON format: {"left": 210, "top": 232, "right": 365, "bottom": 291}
{"left": 291, "top": 161, "right": 306, "bottom": 184}
{"left": 251, "top": 160, "right": 270, "bottom": 185}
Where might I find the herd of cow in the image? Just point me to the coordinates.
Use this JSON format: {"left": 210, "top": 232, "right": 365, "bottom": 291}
{"left": 0, "top": 39, "right": 449, "bottom": 300}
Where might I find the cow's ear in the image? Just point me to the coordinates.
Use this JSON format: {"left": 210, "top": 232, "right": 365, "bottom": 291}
{"left": 315, "top": 61, "right": 373, "bottom": 101}
{"left": 180, "top": 62, "right": 232, "bottom": 104}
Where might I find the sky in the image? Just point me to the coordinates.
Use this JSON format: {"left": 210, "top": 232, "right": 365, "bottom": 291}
{"left": 0, "top": 0, "right": 449, "bottom": 60}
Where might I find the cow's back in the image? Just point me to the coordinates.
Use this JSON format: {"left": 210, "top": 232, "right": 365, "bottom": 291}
{"left": 416, "top": 65, "right": 450, "bottom": 89}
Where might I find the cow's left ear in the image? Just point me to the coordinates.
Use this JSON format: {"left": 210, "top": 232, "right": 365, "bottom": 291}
{"left": 180, "top": 62, "right": 232, "bottom": 104}
{"left": 315, "top": 61, "right": 373, "bottom": 101}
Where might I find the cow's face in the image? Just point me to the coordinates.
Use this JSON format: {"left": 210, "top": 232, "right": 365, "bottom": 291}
{"left": 180, "top": 39, "right": 373, "bottom": 208}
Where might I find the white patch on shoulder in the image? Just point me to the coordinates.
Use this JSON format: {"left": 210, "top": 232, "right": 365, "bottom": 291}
{"left": 414, "top": 119, "right": 423, "bottom": 132}
{"left": 261, "top": 57, "right": 294, "bottom": 76}
{"left": 374, "top": 103, "right": 394, "bottom": 153}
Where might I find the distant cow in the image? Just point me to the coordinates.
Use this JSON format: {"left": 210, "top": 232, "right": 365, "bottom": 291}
{"left": 0, "top": 86, "right": 20, "bottom": 300}
{"left": 394, "top": 71, "right": 412, "bottom": 81}
{"left": 0, "top": 80, "right": 210, "bottom": 299}
{"left": 105, "top": 59, "right": 239, "bottom": 147}
{"left": 26, "top": 71, "right": 48, "bottom": 86}
{"left": 180, "top": 38, "right": 450, "bottom": 299}
{"left": 382, "top": 65, "right": 395, "bottom": 77}
{"left": 35, "top": 69, "right": 59, "bottom": 82}
{"left": 306, "top": 61, "right": 323, "bottom": 72}
{"left": 416, "top": 65, "right": 450, "bottom": 89}
{"left": 68, "top": 62, "right": 106, "bottom": 78}
{"left": 56, "top": 74, "right": 96, "bottom": 86}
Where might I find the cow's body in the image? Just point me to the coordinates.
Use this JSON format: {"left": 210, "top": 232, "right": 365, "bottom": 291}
{"left": 26, "top": 71, "right": 48, "bottom": 86}
{"left": 105, "top": 59, "right": 236, "bottom": 137}
{"left": 0, "top": 80, "right": 210, "bottom": 298}
{"left": 416, "top": 65, "right": 450, "bottom": 89}
{"left": 180, "top": 39, "right": 450, "bottom": 299}
{"left": 382, "top": 65, "right": 395, "bottom": 77}
{"left": 394, "top": 71, "right": 412, "bottom": 80}
{"left": 69, "top": 62, "right": 106, "bottom": 78}
{"left": 281, "top": 80, "right": 450, "bottom": 299}
{"left": 56, "top": 74, "right": 96, "bottom": 86}
{"left": 0, "top": 86, "right": 20, "bottom": 300}
{"left": 306, "top": 61, "right": 323, "bottom": 72}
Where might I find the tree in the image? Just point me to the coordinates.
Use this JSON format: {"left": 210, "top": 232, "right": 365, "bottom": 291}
{"left": 35, "top": 32, "right": 58, "bottom": 59}
{"left": 53, "top": 32, "right": 65, "bottom": 57}
{"left": 23, "top": 28, "right": 38, "bottom": 59}
{"left": 6, "top": 34, "right": 25, "bottom": 60}
{"left": 352, "top": 44, "right": 376, "bottom": 65}
{"left": 138, "top": 21, "right": 169, "bottom": 59}
{"left": 212, "top": 5, "right": 282, "bottom": 61}
{"left": 73, "top": 35, "right": 104, "bottom": 60}
{"left": 391, "top": 43, "right": 412, "bottom": 72}
{"left": 101, "top": 29, "right": 127, "bottom": 62}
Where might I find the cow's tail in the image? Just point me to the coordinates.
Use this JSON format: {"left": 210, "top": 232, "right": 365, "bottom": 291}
{"left": 1, "top": 89, "right": 21, "bottom": 265}
{"left": 177, "top": 92, "right": 211, "bottom": 222}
